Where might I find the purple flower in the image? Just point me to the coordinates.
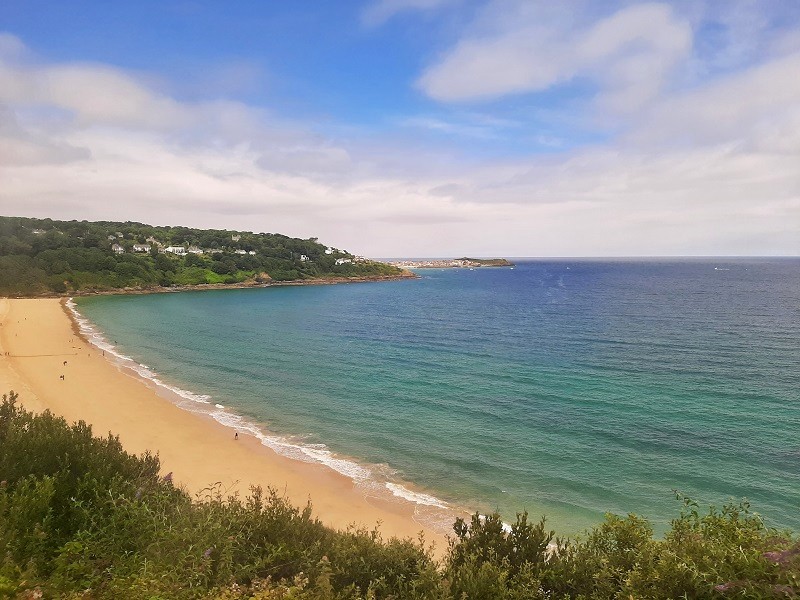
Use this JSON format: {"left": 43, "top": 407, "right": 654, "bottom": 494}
{"left": 771, "top": 584, "right": 795, "bottom": 596}
{"left": 204, "top": 547, "right": 213, "bottom": 559}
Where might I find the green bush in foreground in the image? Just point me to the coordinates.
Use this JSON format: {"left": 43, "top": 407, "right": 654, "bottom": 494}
{"left": 0, "top": 391, "right": 797, "bottom": 599}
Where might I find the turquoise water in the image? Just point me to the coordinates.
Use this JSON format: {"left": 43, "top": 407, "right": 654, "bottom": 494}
{"left": 75, "top": 259, "right": 800, "bottom": 535}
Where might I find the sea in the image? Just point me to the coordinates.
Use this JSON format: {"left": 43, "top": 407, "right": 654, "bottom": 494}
{"left": 72, "top": 258, "right": 800, "bottom": 537}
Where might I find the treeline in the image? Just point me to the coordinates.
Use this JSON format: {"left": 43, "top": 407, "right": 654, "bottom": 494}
{"left": 0, "top": 393, "right": 797, "bottom": 599}
{"left": 0, "top": 217, "right": 403, "bottom": 295}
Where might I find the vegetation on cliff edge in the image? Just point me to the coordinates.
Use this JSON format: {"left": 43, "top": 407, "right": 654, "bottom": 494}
{"left": 0, "top": 392, "right": 797, "bottom": 599}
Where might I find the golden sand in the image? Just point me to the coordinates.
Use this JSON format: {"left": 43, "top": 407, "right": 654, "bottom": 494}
{"left": 0, "top": 297, "right": 447, "bottom": 552}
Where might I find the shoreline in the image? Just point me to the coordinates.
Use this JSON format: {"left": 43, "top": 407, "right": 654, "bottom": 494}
{"left": 6, "top": 272, "right": 419, "bottom": 299}
{"left": 65, "top": 297, "right": 459, "bottom": 527}
{"left": 0, "top": 297, "right": 452, "bottom": 554}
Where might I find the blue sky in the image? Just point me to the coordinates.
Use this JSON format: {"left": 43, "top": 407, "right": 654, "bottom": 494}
{"left": 1, "top": 0, "right": 799, "bottom": 255}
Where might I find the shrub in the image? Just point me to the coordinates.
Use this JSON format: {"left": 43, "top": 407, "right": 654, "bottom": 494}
{"left": 1, "top": 391, "right": 798, "bottom": 599}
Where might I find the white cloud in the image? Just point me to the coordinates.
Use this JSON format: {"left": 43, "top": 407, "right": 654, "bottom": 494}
{"left": 0, "top": 26, "right": 798, "bottom": 258}
{"left": 361, "top": 0, "right": 458, "bottom": 26}
{"left": 401, "top": 115, "right": 505, "bottom": 139}
{"left": 0, "top": 63, "right": 189, "bottom": 130}
{"left": 417, "top": 2, "right": 692, "bottom": 111}
{"left": 631, "top": 52, "right": 800, "bottom": 151}
{"left": 0, "top": 32, "right": 26, "bottom": 59}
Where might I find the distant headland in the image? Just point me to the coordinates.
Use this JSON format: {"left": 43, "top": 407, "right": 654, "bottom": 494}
{"left": 388, "top": 257, "right": 514, "bottom": 269}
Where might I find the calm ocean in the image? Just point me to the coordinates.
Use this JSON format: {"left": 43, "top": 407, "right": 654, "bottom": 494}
{"left": 75, "top": 259, "right": 800, "bottom": 536}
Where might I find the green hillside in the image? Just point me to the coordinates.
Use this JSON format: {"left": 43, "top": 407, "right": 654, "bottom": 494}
{"left": 0, "top": 216, "right": 407, "bottom": 296}
{"left": 457, "top": 257, "right": 514, "bottom": 267}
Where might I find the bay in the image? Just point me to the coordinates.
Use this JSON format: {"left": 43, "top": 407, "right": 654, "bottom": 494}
{"left": 75, "top": 258, "right": 800, "bottom": 535}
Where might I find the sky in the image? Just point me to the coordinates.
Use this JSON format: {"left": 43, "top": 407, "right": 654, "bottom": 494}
{"left": 1, "top": 0, "right": 799, "bottom": 257}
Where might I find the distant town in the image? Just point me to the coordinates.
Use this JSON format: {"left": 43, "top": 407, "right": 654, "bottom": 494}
{"left": 388, "top": 257, "right": 513, "bottom": 269}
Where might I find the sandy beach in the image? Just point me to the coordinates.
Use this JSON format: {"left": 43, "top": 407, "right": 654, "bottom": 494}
{"left": 0, "top": 297, "right": 447, "bottom": 552}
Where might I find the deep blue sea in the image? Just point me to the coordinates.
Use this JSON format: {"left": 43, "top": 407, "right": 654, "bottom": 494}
{"left": 75, "top": 259, "right": 800, "bottom": 536}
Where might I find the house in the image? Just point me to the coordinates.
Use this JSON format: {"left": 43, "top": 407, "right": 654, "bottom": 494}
{"left": 132, "top": 244, "right": 151, "bottom": 253}
{"left": 324, "top": 247, "right": 333, "bottom": 255}
{"left": 111, "top": 243, "right": 125, "bottom": 254}
{"left": 187, "top": 246, "right": 204, "bottom": 254}
{"left": 145, "top": 236, "right": 162, "bottom": 246}
{"left": 234, "top": 249, "right": 247, "bottom": 255}
{"left": 107, "top": 235, "right": 116, "bottom": 241}
{"left": 164, "top": 246, "right": 186, "bottom": 256}
{"left": 248, "top": 250, "right": 256, "bottom": 256}
{"left": 32, "top": 229, "right": 46, "bottom": 235}
{"left": 335, "top": 258, "right": 352, "bottom": 265}
{"left": 115, "top": 232, "right": 124, "bottom": 238}
{"left": 231, "top": 234, "right": 241, "bottom": 242}
{"left": 300, "top": 254, "right": 310, "bottom": 262}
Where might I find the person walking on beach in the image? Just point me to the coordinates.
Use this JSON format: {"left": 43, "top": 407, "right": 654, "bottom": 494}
{"left": 234, "top": 432, "right": 238, "bottom": 440}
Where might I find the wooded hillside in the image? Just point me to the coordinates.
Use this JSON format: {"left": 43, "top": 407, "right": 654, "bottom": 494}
{"left": 0, "top": 216, "right": 404, "bottom": 295}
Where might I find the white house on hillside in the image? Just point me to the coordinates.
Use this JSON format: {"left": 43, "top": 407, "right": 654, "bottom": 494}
{"left": 132, "top": 244, "right": 151, "bottom": 252}
{"left": 300, "top": 254, "right": 310, "bottom": 262}
{"left": 188, "top": 246, "right": 204, "bottom": 254}
{"left": 335, "top": 258, "right": 352, "bottom": 265}
{"left": 111, "top": 243, "right": 125, "bottom": 254}
{"left": 164, "top": 246, "right": 186, "bottom": 255}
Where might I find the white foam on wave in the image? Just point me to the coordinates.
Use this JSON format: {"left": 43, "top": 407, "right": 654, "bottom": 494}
{"left": 207, "top": 408, "right": 373, "bottom": 481}
{"left": 67, "top": 298, "right": 212, "bottom": 405}
{"left": 477, "top": 513, "right": 514, "bottom": 533}
{"left": 386, "top": 483, "right": 449, "bottom": 509}
{"left": 66, "top": 298, "right": 455, "bottom": 514}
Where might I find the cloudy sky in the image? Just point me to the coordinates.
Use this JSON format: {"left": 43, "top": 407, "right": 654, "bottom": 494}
{"left": 1, "top": 0, "right": 799, "bottom": 256}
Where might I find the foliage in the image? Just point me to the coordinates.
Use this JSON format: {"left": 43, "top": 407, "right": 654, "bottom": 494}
{"left": 0, "top": 391, "right": 797, "bottom": 598}
{"left": 0, "top": 393, "right": 438, "bottom": 599}
{"left": 0, "top": 216, "right": 406, "bottom": 295}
